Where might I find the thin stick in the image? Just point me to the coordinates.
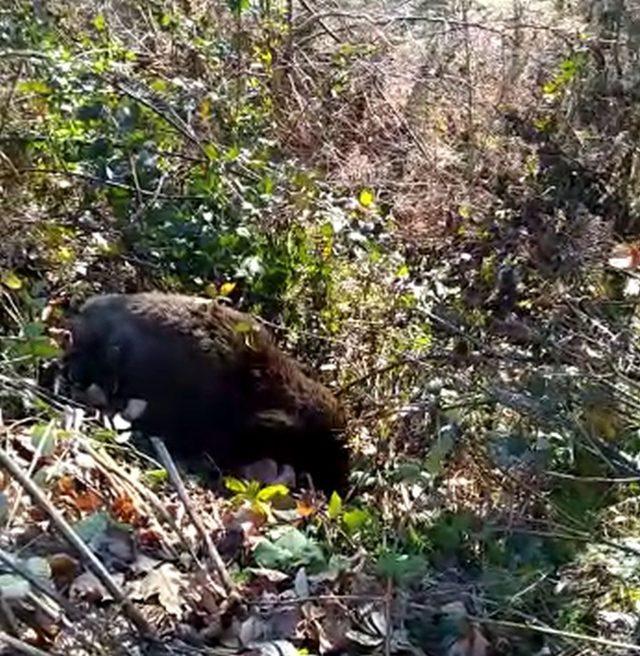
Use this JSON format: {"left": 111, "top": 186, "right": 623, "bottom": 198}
{"left": 7, "top": 420, "right": 54, "bottom": 527}
{"left": 86, "top": 444, "right": 194, "bottom": 562}
{"left": 0, "top": 631, "right": 56, "bottom": 656}
{"left": 0, "top": 448, "right": 153, "bottom": 637}
{"left": 475, "top": 616, "right": 640, "bottom": 652}
{"left": 149, "top": 437, "right": 235, "bottom": 596}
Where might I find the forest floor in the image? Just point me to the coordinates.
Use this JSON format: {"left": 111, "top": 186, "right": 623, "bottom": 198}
{"left": 3, "top": 1, "right": 640, "bottom": 654}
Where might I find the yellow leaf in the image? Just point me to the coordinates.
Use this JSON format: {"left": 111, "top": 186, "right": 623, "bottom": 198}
{"left": 458, "top": 204, "right": 472, "bottom": 219}
{"left": 220, "top": 281, "right": 237, "bottom": 296}
{"left": 199, "top": 98, "right": 211, "bottom": 121}
{"left": 56, "top": 247, "right": 74, "bottom": 263}
{"left": 358, "top": 188, "right": 374, "bottom": 208}
{"left": 2, "top": 272, "right": 22, "bottom": 290}
{"left": 92, "top": 13, "right": 106, "bottom": 32}
{"left": 204, "top": 283, "right": 218, "bottom": 298}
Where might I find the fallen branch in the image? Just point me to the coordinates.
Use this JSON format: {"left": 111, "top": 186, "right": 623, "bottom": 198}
{"left": 0, "top": 631, "right": 56, "bottom": 656}
{"left": 0, "top": 448, "right": 153, "bottom": 637}
{"left": 149, "top": 437, "right": 236, "bottom": 597}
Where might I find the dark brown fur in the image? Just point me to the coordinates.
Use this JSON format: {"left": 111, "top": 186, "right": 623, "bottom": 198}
{"left": 63, "top": 292, "right": 349, "bottom": 493}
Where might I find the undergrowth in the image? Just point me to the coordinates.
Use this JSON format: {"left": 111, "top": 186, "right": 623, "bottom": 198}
{"left": 3, "top": 0, "right": 640, "bottom": 654}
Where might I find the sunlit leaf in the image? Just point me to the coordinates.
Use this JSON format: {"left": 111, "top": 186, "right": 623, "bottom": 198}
{"left": 256, "top": 484, "right": 289, "bottom": 502}
{"left": 227, "top": 0, "right": 251, "bottom": 15}
{"left": 327, "top": 491, "right": 342, "bottom": 520}
{"left": 358, "top": 188, "right": 374, "bottom": 208}
{"left": 92, "top": 13, "right": 106, "bottom": 31}
{"left": 2, "top": 271, "right": 22, "bottom": 290}
{"left": 220, "top": 281, "right": 237, "bottom": 296}
{"left": 225, "top": 477, "right": 248, "bottom": 493}
{"left": 143, "top": 469, "right": 168, "bottom": 486}
{"left": 343, "top": 508, "right": 372, "bottom": 534}
{"left": 253, "top": 527, "right": 325, "bottom": 573}
{"left": 458, "top": 204, "right": 472, "bottom": 219}
{"left": 233, "top": 320, "right": 254, "bottom": 334}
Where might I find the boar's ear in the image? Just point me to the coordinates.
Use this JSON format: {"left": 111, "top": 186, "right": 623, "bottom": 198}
{"left": 254, "top": 409, "right": 299, "bottom": 429}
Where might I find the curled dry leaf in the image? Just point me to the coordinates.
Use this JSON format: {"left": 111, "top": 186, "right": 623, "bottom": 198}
{"left": 127, "top": 562, "right": 187, "bottom": 617}
{"left": 609, "top": 242, "right": 640, "bottom": 270}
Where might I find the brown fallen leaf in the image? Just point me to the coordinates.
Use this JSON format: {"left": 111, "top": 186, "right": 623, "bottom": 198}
{"left": 128, "top": 562, "right": 187, "bottom": 617}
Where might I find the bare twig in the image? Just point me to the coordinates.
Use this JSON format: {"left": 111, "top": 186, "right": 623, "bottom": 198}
{"left": 149, "top": 437, "right": 235, "bottom": 597}
{"left": 7, "top": 420, "right": 54, "bottom": 527}
{"left": 0, "top": 448, "right": 153, "bottom": 637}
{"left": 9, "top": 167, "right": 207, "bottom": 200}
{"left": 0, "top": 631, "right": 56, "bottom": 656}
{"left": 474, "top": 616, "right": 640, "bottom": 652}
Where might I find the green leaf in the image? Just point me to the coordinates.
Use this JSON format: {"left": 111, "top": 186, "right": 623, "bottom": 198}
{"left": 358, "top": 188, "right": 374, "bottom": 208}
{"left": 227, "top": 0, "right": 251, "bottom": 16}
{"left": 2, "top": 271, "right": 22, "bottom": 290}
{"left": 224, "top": 477, "right": 248, "bottom": 493}
{"left": 92, "top": 13, "right": 106, "bottom": 32}
{"left": 343, "top": 508, "right": 372, "bottom": 534}
{"left": 376, "top": 551, "right": 427, "bottom": 584}
{"left": 424, "top": 425, "right": 456, "bottom": 475}
{"left": 253, "top": 527, "right": 325, "bottom": 573}
{"left": 396, "top": 264, "right": 410, "bottom": 278}
{"left": 23, "top": 322, "right": 43, "bottom": 338}
{"left": 73, "top": 512, "right": 109, "bottom": 544}
{"left": 458, "top": 203, "right": 472, "bottom": 219}
{"left": 30, "top": 424, "right": 57, "bottom": 457}
{"left": 327, "top": 491, "right": 343, "bottom": 520}
{"left": 144, "top": 469, "right": 168, "bottom": 486}
{"left": 204, "top": 143, "right": 219, "bottom": 161}
{"left": 257, "top": 484, "right": 289, "bottom": 502}
{"left": 15, "top": 336, "right": 61, "bottom": 360}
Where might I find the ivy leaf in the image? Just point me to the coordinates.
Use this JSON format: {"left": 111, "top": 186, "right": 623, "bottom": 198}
{"left": 253, "top": 527, "right": 325, "bottom": 573}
